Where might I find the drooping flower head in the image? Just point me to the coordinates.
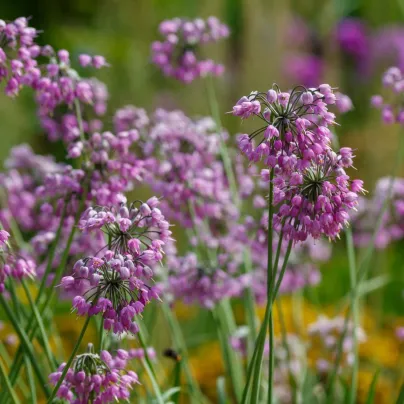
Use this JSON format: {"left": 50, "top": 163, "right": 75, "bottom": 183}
{"left": 265, "top": 148, "right": 365, "bottom": 241}
{"left": 151, "top": 17, "right": 229, "bottom": 83}
{"left": 61, "top": 198, "right": 172, "bottom": 334}
{"left": 49, "top": 344, "right": 140, "bottom": 403}
{"left": 233, "top": 84, "right": 339, "bottom": 169}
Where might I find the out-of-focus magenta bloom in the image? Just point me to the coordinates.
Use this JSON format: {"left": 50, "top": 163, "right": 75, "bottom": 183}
{"left": 151, "top": 17, "right": 229, "bottom": 83}
{"left": 336, "top": 18, "right": 369, "bottom": 61}
{"left": 353, "top": 177, "right": 404, "bottom": 249}
{"left": 371, "top": 66, "right": 404, "bottom": 125}
{"left": 284, "top": 54, "right": 324, "bottom": 87}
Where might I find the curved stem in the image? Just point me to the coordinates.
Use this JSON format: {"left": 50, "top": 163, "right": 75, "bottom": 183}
{"left": 0, "top": 359, "right": 20, "bottom": 404}
{"left": 0, "top": 293, "right": 50, "bottom": 398}
{"left": 161, "top": 303, "right": 209, "bottom": 404}
{"left": 47, "top": 316, "right": 91, "bottom": 403}
{"left": 21, "top": 279, "right": 57, "bottom": 369}
{"left": 8, "top": 191, "right": 87, "bottom": 386}
{"left": 346, "top": 229, "right": 358, "bottom": 404}
{"left": 138, "top": 324, "right": 165, "bottom": 404}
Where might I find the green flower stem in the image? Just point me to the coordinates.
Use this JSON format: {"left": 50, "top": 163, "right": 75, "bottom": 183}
{"left": 21, "top": 279, "right": 57, "bottom": 370}
{"left": 137, "top": 325, "right": 165, "bottom": 404}
{"left": 243, "top": 249, "right": 258, "bottom": 359}
{"left": 98, "top": 318, "right": 105, "bottom": 352}
{"left": 36, "top": 202, "right": 68, "bottom": 306}
{"left": 241, "top": 307, "right": 269, "bottom": 403}
{"left": 249, "top": 301, "right": 271, "bottom": 404}
{"left": 47, "top": 316, "right": 91, "bottom": 403}
{"left": 161, "top": 303, "right": 209, "bottom": 403}
{"left": 276, "top": 300, "right": 297, "bottom": 402}
{"left": 8, "top": 191, "right": 87, "bottom": 387}
{"left": 266, "top": 170, "right": 275, "bottom": 404}
{"left": 0, "top": 293, "right": 50, "bottom": 398}
{"left": 0, "top": 358, "right": 20, "bottom": 404}
{"left": 23, "top": 356, "right": 36, "bottom": 404}
{"left": 212, "top": 302, "right": 245, "bottom": 402}
{"left": 205, "top": 75, "right": 239, "bottom": 206}
{"left": 141, "top": 358, "right": 165, "bottom": 404}
{"left": 346, "top": 229, "right": 359, "bottom": 404}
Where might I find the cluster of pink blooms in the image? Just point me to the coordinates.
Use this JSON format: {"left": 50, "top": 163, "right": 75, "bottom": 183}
{"left": 151, "top": 17, "right": 229, "bottom": 83}
{"left": 233, "top": 85, "right": 364, "bottom": 241}
{"left": 49, "top": 345, "right": 142, "bottom": 403}
{"left": 137, "top": 108, "right": 237, "bottom": 228}
{"left": 61, "top": 199, "right": 172, "bottom": 334}
{"left": 354, "top": 177, "right": 404, "bottom": 249}
{"left": 0, "top": 17, "right": 108, "bottom": 156}
{"left": 308, "top": 315, "right": 366, "bottom": 374}
{"left": 165, "top": 248, "right": 248, "bottom": 309}
{"left": 0, "top": 229, "right": 37, "bottom": 293}
{"left": 371, "top": 66, "right": 404, "bottom": 124}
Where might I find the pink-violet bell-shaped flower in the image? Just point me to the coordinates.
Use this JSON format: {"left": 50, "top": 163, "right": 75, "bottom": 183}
{"left": 265, "top": 148, "right": 365, "bottom": 242}
{"left": 49, "top": 343, "right": 140, "bottom": 403}
{"left": 61, "top": 253, "right": 161, "bottom": 334}
{"left": 233, "top": 84, "right": 341, "bottom": 171}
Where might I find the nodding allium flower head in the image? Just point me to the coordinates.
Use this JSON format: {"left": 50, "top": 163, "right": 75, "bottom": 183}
{"left": 353, "top": 177, "right": 404, "bottom": 249}
{"left": 262, "top": 148, "right": 365, "bottom": 241}
{"left": 151, "top": 17, "right": 229, "bottom": 83}
{"left": 78, "top": 198, "right": 172, "bottom": 253}
{"left": 308, "top": 315, "right": 366, "bottom": 375}
{"left": 233, "top": 84, "right": 340, "bottom": 169}
{"left": 49, "top": 344, "right": 140, "bottom": 403}
{"left": 371, "top": 66, "right": 404, "bottom": 124}
{"left": 61, "top": 254, "right": 160, "bottom": 334}
{"left": 62, "top": 198, "right": 171, "bottom": 334}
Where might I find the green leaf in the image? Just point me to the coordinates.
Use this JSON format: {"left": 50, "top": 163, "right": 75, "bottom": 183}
{"left": 365, "top": 369, "right": 381, "bottom": 404}
{"left": 396, "top": 383, "right": 404, "bottom": 404}
{"left": 161, "top": 387, "right": 181, "bottom": 401}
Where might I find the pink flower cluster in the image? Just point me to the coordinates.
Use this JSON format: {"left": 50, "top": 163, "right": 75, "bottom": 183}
{"left": 165, "top": 251, "right": 248, "bottom": 309}
{"left": 0, "top": 236, "right": 36, "bottom": 293}
{"left": 139, "top": 108, "right": 237, "bottom": 228}
{"left": 151, "top": 17, "right": 229, "bottom": 83}
{"left": 354, "top": 177, "right": 404, "bottom": 249}
{"left": 61, "top": 199, "right": 172, "bottom": 334}
{"left": 233, "top": 85, "right": 364, "bottom": 242}
{"left": 371, "top": 66, "right": 404, "bottom": 124}
{"left": 49, "top": 346, "right": 141, "bottom": 403}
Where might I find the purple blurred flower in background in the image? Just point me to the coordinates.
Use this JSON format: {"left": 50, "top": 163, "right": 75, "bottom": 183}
{"left": 151, "top": 17, "right": 229, "bottom": 83}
